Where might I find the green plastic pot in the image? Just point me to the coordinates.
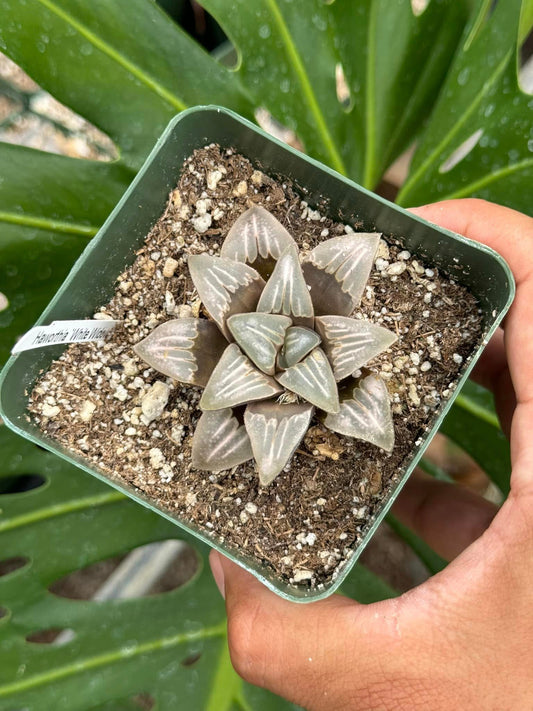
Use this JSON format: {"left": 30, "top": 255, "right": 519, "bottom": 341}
{"left": 0, "top": 106, "right": 515, "bottom": 602}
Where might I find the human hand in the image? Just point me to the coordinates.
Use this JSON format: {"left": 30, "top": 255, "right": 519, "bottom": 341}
{"left": 209, "top": 199, "right": 533, "bottom": 711}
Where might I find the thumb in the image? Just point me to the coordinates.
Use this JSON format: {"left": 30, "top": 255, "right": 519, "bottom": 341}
{"left": 209, "top": 551, "right": 403, "bottom": 709}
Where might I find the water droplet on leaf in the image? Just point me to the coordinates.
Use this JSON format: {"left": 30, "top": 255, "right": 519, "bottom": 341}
{"left": 457, "top": 68, "right": 470, "bottom": 86}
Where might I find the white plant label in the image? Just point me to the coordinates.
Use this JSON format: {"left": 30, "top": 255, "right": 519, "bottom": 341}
{"left": 11, "top": 319, "right": 120, "bottom": 354}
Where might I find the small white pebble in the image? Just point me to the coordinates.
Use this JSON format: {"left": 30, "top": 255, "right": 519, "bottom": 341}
{"left": 195, "top": 198, "right": 211, "bottom": 215}
{"left": 375, "top": 258, "right": 389, "bottom": 271}
{"left": 398, "top": 250, "right": 411, "bottom": 260}
{"left": 320, "top": 228, "right": 329, "bottom": 237}
{"left": 93, "top": 312, "right": 114, "bottom": 321}
{"left": 79, "top": 400, "right": 96, "bottom": 422}
{"left": 123, "top": 359, "right": 138, "bottom": 377}
{"left": 145, "top": 315, "right": 159, "bottom": 330}
{"left": 421, "top": 361, "right": 432, "bottom": 372}
{"left": 422, "top": 309, "right": 430, "bottom": 318}
{"left": 251, "top": 170, "right": 265, "bottom": 186}
{"left": 150, "top": 251, "right": 161, "bottom": 261}
{"left": 234, "top": 180, "right": 248, "bottom": 196}
{"left": 408, "top": 383, "right": 421, "bottom": 406}
{"left": 159, "top": 464, "right": 174, "bottom": 482}
{"left": 244, "top": 502, "right": 258, "bottom": 515}
{"left": 317, "top": 498, "right": 327, "bottom": 506}
{"left": 141, "top": 381, "right": 170, "bottom": 423}
{"left": 387, "top": 261, "right": 406, "bottom": 276}
{"left": 125, "top": 427, "right": 137, "bottom": 436}
{"left": 165, "top": 290, "right": 176, "bottom": 315}
{"left": 169, "top": 424, "right": 184, "bottom": 445}
{"left": 113, "top": 384, "right": 128, "bottom": 402}
{"left": 425, "top": 268, "right": 435, "bottom": 277}
{"left": 192, "top": 213, "right": 212, "bottom": 234}
{"left": 149, "top": 447, "right": 165, "bottom": 469}
{"left": 410, "top": 352, "right": 420, "bottom": 366}
{"left": 239, "top": 511, "right": 249, "bottom": 524}
{"left": 207, "top": 169, "right": 223, "bottom": 190}
{"left": 375, "top": 240, "right": 390, "bottom": 261}
{"left": 293, "top": 569, "right": 313, "bottom": 583}
{"left": 185, "top": 492, "right": 197, "bottom": 507}
{"left": 162, "top": 257, "right": 179, "bottom": 278}
{"left": 305, "top": 532, "right": 317, "bottom": 546}
{"left": 452, "top": 353, "right": 463, "bottom": 364}
{"left": 42, "top": 404, "right": 60, "bottom": 418}
{"left": 176, "top": 304, "right": 193, "bottom": 319}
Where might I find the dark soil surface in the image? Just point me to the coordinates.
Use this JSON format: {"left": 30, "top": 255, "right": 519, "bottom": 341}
{"left": 29, "top": 145, "right": 482, "bottom": 591}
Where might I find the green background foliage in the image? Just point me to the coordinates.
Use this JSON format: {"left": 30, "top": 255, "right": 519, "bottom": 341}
{"left": 0, "top": 0, "right": 529, "bottom": 707}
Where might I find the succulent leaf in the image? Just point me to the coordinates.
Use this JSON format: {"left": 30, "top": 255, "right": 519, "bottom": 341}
{"left": 227, "top": 312, "right": 291, "bottom": 375}
{"left": 302, "top": 234, "right": 380, "bottom": 316}
{"left": 324, "top": 374, "right": 394, "bottom": 451}
{"left": 191, "top": 408, "right": 253, "bottom": 471}
{"left": 276, "top": 348, "right": 339, "bottom": 414}
{"left": 188, "top": 254, "right": 265, "bottom": 339}
{"left": 278, "top": 326, "right": 321, "bottom": 370}
{"left": 220, "top": 205, "right": 297, "bottom": 278}
{"left": 256, "top": 244, "right": 314, "bottom": 328}
{"left": 133, "top": 318, "right": 227, "bottom": 386}
{"left": 244, "top": 402, "right": 314, "bottom": 486}
{"left": 315, "top": 316, "right": 397, "bottom": 380}
{"left": 200, "top": 343, "right": 283, "bottom": 411}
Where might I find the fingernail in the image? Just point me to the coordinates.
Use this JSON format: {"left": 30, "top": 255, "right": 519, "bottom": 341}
{"left": 209, "top": 551, "right": 226, "bottom": 599}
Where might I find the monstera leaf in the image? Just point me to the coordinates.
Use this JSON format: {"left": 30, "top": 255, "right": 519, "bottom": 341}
{"left": 397, "top": 0, "right": 533, "bottom": 212}
{"left": 328, "top": 0, "right": 471, "bottom": 186}
{"left": 0, "top": 143, "right": 131, "bottom": 364}
{"left": 0, "top": 0, "right": 523, "bottom": 707}
{"left": 0, "top": 425, "right": 397, "bottom": 711}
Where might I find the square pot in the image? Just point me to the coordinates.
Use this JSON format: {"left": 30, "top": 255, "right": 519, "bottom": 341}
{"left": 0, "top": 106, "right": 514, "bottom": 602}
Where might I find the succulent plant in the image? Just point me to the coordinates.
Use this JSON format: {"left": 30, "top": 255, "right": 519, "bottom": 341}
{"left": 134, "top": 205, "right": 398, "bottom": 486}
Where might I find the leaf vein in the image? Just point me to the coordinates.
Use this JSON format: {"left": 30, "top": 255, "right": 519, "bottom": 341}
{"left": 35, "top": 0, "right": 188, "bottom": 112}
{"left": 0, "top": 623, "right": 226, "bottom": 697}
{"left": 0, "top": 210, "right": 98, "bottom": 237}
{"left": 265, "top": 0, "right": 346, "bottom": 174}
{"left": 397, "top": 48, "right": 513, "bottom": 204}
